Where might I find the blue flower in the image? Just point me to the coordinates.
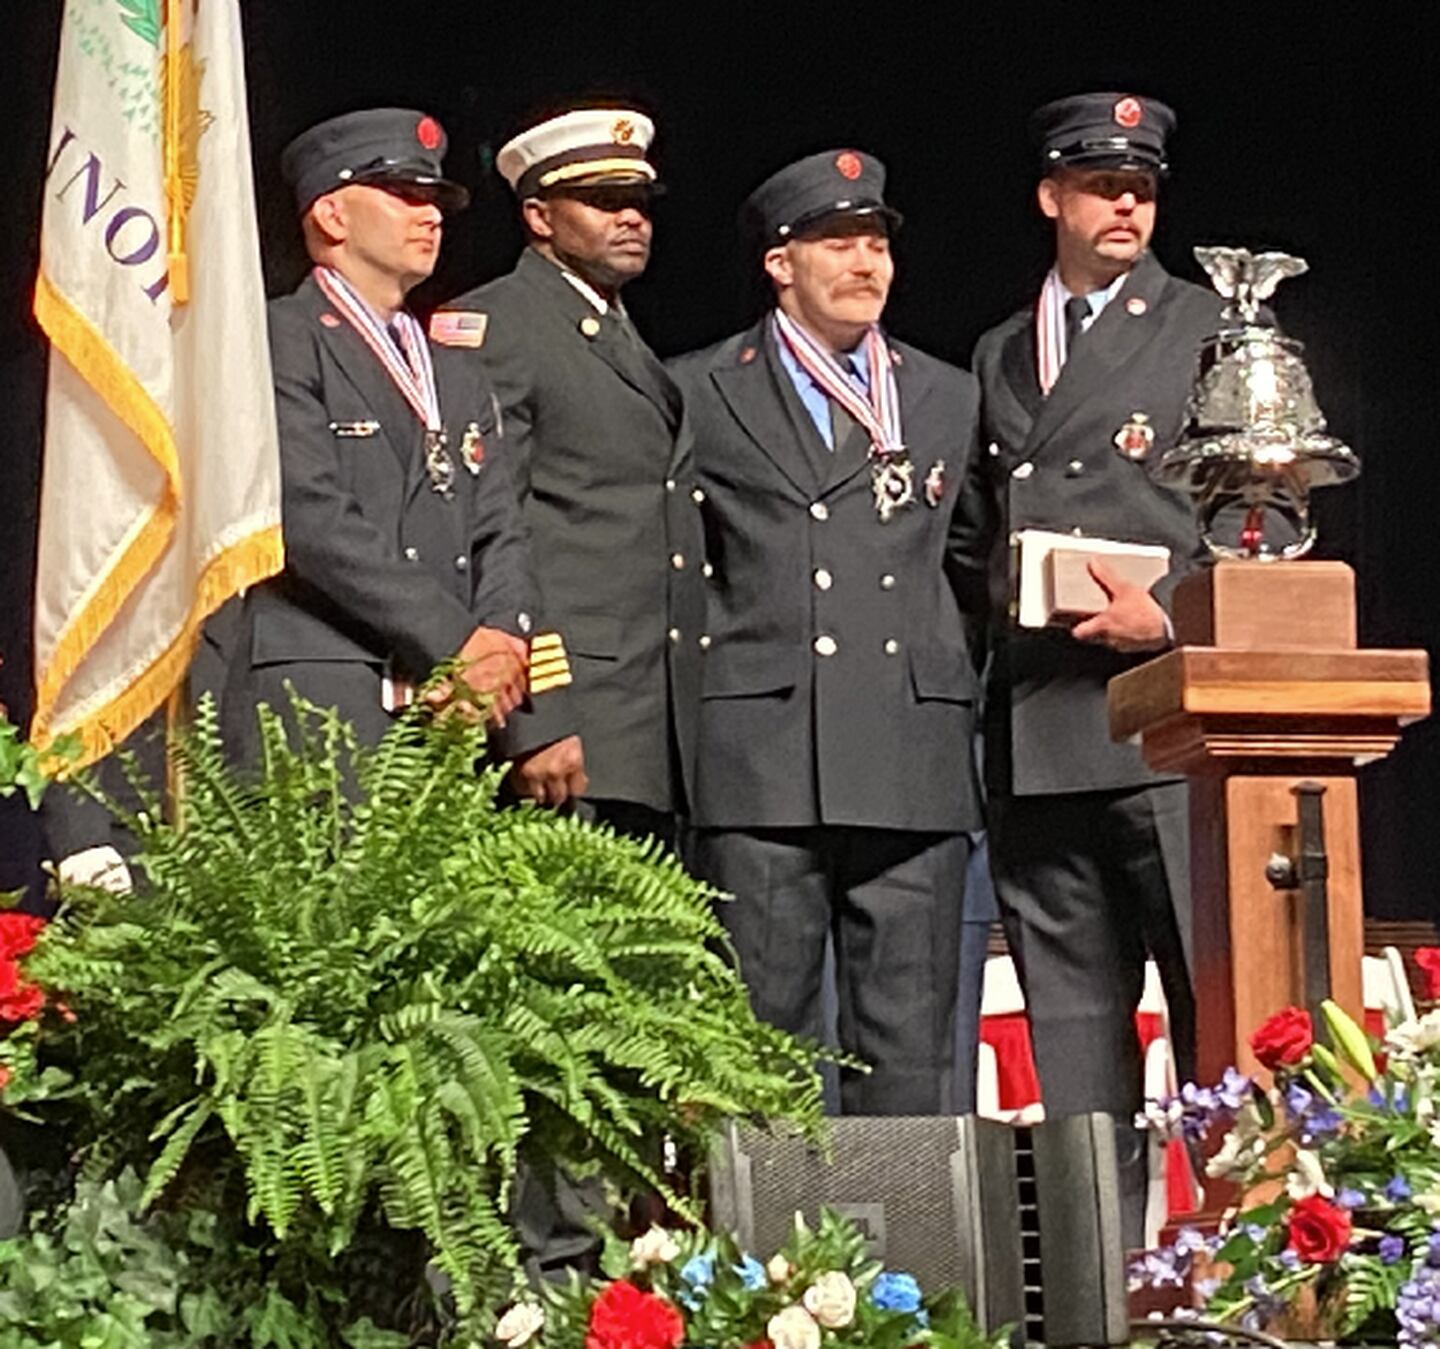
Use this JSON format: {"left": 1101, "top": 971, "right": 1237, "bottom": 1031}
{"left": 1336, "top": 1187, "right": 1367, "bottom": 1210}
{"left": 1381, "top": 1234, "right": 1407, "bottom": 1265}
{"left": 1388, "top": 1175, "right": 1415, "bottom": 1203}
{"left": 679, "top": 1252, "right": 716, "bottom": 1309}
{"left": 734, "top": 1255, "right": 766, "bottom": 1291}
{"left": 871, "top": 1271, "right": 923, "bottom": 1314}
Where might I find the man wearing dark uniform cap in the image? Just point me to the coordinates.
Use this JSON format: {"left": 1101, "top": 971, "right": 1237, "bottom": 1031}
{"left": 224, "top": 108, "right": 563, "bottom": 764}
{"left": 670, "top": 150, "right": 988, "bottom": 1115}
{"left": 969, "top": 92, "right": 1221, "bottom": 1242}
{"left": 435, "top": 108, "right": 700, "bottom": 839}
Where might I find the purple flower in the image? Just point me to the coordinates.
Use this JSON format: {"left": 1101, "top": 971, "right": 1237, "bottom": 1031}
{"left": 1388, "top": 1175, "right": 1415, "bottom": 1203}
{"left": 1172, "top": 1227, "right": 1209, "bottom": 1257}
{"left": 1277, "top": 1249, "right": 1301, "bottom": 1271}
{"left": 1336, "top": 1187, "right": 1367, "bottom": 1210}
{"left": 1216, "top": 1066, "right": 1253, "bottom": 1110}
{"left": 1283, "top": 1080, "right": 1342, "bottom": 1142}
{"left": 1398, "top": 1262, "right": 1440, "bottom": 1346}
{"left": 1127, "top": 1247, "right": 1187, "bottom": 1291}
{"left": 1428, "top": 1231, "right": 1440, "bottom": 1267}
{"left": 1382, "top": 1234, "right": 1407, "bottom": 1265}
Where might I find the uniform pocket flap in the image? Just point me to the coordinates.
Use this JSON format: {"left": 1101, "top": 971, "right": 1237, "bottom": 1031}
{"left": 251, "top": 619, "right": 381, "bottom": 668}
{"left": 702, "top": 644, "right": 797, "bottom": 698}
{"left": 908, "top": 645, "right": 977, "bottom": 702}
{"left": 563, "top": 613, "right": 623, "bottom": 659}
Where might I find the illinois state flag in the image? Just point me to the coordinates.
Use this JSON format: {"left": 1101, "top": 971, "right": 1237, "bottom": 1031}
{"left": 31, "top": 0, "right": 282, "bottom": 764}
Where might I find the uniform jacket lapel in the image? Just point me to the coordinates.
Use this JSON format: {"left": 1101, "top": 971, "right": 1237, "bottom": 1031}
{"left": 1022, "top": 251, "right": 1171, "bottom": 461}
{"left": 709, "top": 319, "right": 825, "bottom": 500}
{"left": 304, "top": 274, "right": 425, "bottom": 486}
{"left": 517, "top": 249, "right": 681, "bottom": 430}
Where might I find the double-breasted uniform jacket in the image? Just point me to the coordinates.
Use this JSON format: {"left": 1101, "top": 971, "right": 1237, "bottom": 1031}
{"left": 970, "top": 251, "right": 1222, "bottom": 798}
{"left": 224, "top": 271, "right": 538, "bottom": 759}
{"left": 668, "top": 318, "right": 988, "bottom": 835}
{"left": 440, "top": 249, "right": 703, "bottom": 813}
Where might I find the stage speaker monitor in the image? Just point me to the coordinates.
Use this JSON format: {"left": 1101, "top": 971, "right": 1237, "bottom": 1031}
{"left": 1029, "top": 1112, "right": 1129, "bottom": 1348}
{"left": 707, "top": 1115, "right": 1024, "bottom": 1338}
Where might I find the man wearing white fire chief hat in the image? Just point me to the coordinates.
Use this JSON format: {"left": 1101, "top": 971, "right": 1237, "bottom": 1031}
{"left": 436, "top": 107, "right": 702, "bottom": 848}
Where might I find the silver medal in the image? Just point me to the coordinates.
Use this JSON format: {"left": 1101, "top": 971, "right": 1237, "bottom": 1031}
{"left": 425, "top": 428, "right": 455, "bottom": 495}
{"left": 872, "top": 454, "right": 915, "bottom": 523}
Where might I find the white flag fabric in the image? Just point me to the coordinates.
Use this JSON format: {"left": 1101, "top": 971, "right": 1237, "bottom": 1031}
{"left": 32, "top": 0, "right": 282, "bottom": 764}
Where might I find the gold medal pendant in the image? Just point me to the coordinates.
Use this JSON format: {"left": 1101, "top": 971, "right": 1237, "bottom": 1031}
{"left": 872, "top": 454, "right": 916, "bottom": 523}
{"left": 425, "top": 428, "right": 456, "bottom": 496}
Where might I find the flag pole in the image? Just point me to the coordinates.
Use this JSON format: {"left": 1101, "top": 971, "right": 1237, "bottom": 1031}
{"left": 163, "top": 0, "right": 190, "bottom": 306}
{"left": 163, "top": 0, "right": 189, "bottom": 828}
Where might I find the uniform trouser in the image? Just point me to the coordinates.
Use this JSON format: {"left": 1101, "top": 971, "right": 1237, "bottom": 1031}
{"left": 690, "top": 826, "right": 972, "bottom": 1116}
{"left": 514, "top": 796, "right": 678, "bottom": 1277}
{"left": 988, "top": 782, "right": 1193, "bottom": 1249}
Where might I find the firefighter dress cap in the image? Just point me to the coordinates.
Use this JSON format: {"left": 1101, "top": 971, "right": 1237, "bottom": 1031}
{"left": 497, "top": 108, "right": 659, "bottom": 199}
{"left": 743, "top": 148, "right": 902, "bottom": 247}
{"left": 281, "top": 108, "right": 470, "bottom": 213}
{"left": 1029, "top": 92, "right": 1176, "bottom": 174}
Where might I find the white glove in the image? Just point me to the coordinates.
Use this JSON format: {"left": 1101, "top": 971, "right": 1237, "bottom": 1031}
{"left": 56, "top": 845, "right": 133, "bottom": 895}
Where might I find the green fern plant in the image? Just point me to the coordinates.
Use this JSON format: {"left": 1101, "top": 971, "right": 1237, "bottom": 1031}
{"left": 8, "top": 694, "right": 826, "bottom": 1335}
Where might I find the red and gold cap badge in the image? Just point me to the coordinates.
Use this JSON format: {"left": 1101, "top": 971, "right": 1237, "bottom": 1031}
{"left": 835, "top": 151, "right": 863, "bottom": 181}
{"left": 1112, "top": 96, "right": 1143, "bottom": 129}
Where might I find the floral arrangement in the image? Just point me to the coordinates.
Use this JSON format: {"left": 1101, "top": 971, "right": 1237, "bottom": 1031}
{"left": 1133, "top": 953, "right": 1440, "bottom": 1345}
{"left": 492, "top": 1208, "right": 1008, "bottom": 1349}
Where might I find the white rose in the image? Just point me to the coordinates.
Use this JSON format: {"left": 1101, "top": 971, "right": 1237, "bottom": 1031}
{"left": 802, "top": 1270, "right": 857, "bottom": 1329}
{"left": 1386, "top": 1011, "right": 1440, "bottom": 1059}
{"left": 768, "top": 1304, "right": 822, "bottom": 1349}
{"left": 629, "top": 1225, "right": 679, "bottom": 1269}
{"left": 767, "top": 1252, "right": 793, "bottom": 1285}
{"left": 496, "top": 1302, "right": 545, "bottom": 1347}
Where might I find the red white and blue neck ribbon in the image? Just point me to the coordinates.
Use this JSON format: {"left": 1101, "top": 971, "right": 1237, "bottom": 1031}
{"left": 314, "top": 266, "right": 441, "bottom": 432}
{"left": 771, "top": 309, "right": 903, "bottom": 458}
{"left": 1035, "top": 267, "right": 1071, "bottom": 397}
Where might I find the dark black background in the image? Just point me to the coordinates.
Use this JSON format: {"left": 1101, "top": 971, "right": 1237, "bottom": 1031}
{"left": 3, "top": 3, "right": 1436, "bottom": 920}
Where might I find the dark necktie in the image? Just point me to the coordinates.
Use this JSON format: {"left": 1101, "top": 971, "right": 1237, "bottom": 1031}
{"left": 1063, "top": 294, "right": 1090, "bottom": 359}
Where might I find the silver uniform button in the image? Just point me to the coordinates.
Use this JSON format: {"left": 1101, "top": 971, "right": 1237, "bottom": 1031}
{"left": 1066, "top": 459, "right": 1085, "bottom": 476}
{"left": 454, "top": 554, "right": 468, "bottom": 570}
{"left": 668, "top": 627, "right": 681, "bottom": 644}
{"left": 517, "top": 612, "right": 533, "bottom": 634}
{"left": 880, "top": 573, "right": 896, "bottom": 590}
{"left": 670, "top": 552, "right": 685, "bottom": 570}
{"left": 987, "top": 441, "right": 1000, "bottom": 458}
{"left": 1011, "top": 462, "right": 1034, "bottom": 480}
{"left": 814, "top": 568, "right": 833, "bottom": 591}
{"left": 884, "top": 638, "right": 900, "bottom": 656}
{"left": 691, "top": 487, "right": 706, "bottom": 504}
{"left": 813, "top": 634, "right": 838, "bottom": 657}
{"left": 403, "top": 545, "right": 420, "bottom": 560}
{"left": 809, "top": 501, "right": 829, "bottom": 521}
{"left": 701, "top": 561, "right": 714, "bottom": 578}
{"left": 698, "top": 634, "right": 712, "bottom": 650}
{"left": 665, "top": 478, "right": 676, "bottom": 492}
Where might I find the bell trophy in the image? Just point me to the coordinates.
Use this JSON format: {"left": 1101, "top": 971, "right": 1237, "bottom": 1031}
{"left": 1107, "top": 246, "right": 1429, "bottom": 1137}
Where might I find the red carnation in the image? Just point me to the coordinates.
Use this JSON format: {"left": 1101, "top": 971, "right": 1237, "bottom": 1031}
{"left": 585, "top": 1280, "right": 685, "bottom": 1349}
{"left": 1414, "top": 947, "right": 1440, "bottom": 1002}
{"left": 1285, "top": 1194, "right": 1352, "bottom": 1263}
{"left": 0, "top": 912, "right": 46, "bottom": 959}
{"left": 0, "top": 958, "right": 45, "bottom": 1023}
{"left": 1250, "top": 1006, "right": 1313, "bottom": 1070}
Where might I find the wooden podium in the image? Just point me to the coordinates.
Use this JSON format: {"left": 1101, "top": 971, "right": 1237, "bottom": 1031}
{"left": 1108, "top": 561, "right": 1430, "bottom": 1084}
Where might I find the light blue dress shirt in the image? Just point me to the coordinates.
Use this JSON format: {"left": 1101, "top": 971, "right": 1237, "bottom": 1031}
{"left": 774, "top": 324, "right": 872, "bottom": 451}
